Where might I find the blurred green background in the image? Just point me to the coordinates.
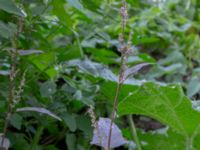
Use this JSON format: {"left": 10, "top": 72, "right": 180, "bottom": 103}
{"left": 0, "top": 0, "right": 200, "bottom": 149}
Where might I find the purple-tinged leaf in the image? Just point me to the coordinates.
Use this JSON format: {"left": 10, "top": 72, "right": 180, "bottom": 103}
{"left": 18, "top": 50, "right": 43, "bottom": 56}
{"left": 124, "top": 63, "right": 150, "bottom": 80}
{"left": 0, "top": 134, "right": 10, "bottom": 150}
{"left": 16, "top": 107, "right": 62, "bottom": 121}
{"left": 0, "top": 70, "right": 10, "bottom": 76}
{"left": 91, "top": 117, "right": 127, "bottom": 149}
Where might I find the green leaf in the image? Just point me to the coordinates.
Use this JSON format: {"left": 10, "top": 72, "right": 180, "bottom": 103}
{"left": 82, "top": 0, "right": 101, "bottom": 12}
{"left": 0, "top": 100, "right": 6, "bottom": 113}
{"left": 44, "top": 145, "right": 59, "bottom": 150}
{"left": 101, "top": 81, "right": 140, "bottom": 103}
{"left": 28, "top": 52, "right": 58, "bottom": 78}
{"left": 138, "top": 128, "right": 186, "bottom": 150}
{"left": 57, "top": 45, "right": 82, "bottom": 62}
{"left": 62, "top": 113, "right": 77, "bottom": 132}
{"left": 133, "top": 36, "right": 160, "bottom": 45}
{"left": 40, "top": 80, "right": 56, "bottom": 98}
{"left": 118, "top": 82, "right": 200, "bottom": 137}
{"left": 66, "top": 133, "right": 76, "bottom": 150}
{"left": 84, "top": 48, "right": 118, "bottom": 65}
{"left": 10, "top": 113, "right": 22, "bottom": 130}
{"left": 66, "top": 59, "right": 117, "bottom": 81}
{"left": 0, "top": 0, "right": 25, "bottom": 17}
{"left": 76, "top": 116, "right": 92, "bottom": 136}
{"left": 51, "top": 0, "right": 72, "bottom": 27}
{"left": 0, "top": 21, "right": 17, "bottom": 38}
{"left": 65, "top": 0, "right": 92, "bottom": 19}
{"left": 9, "top": 133, "right": 30, "bottom": 150}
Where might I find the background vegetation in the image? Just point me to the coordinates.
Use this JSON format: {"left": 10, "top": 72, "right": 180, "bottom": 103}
{"left": 0, "top": 0, "right": 200, "bottom": 149}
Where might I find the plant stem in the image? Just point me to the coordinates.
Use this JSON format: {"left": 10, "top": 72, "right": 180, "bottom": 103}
{"left": 30, "top": 126, "right": 44, "bottom": 150}
{"left": 186, "top": 137, "right": 193, "bottom": 150}
{"left": 128, "top": 115, "right": 142, "bottom": 150}
{"left": 107, "top": 1, "right": 128, "bottom": 150}
{"left": 107, "top": 78, "right": 122, "bottom": 150}
{"left": 0, "top": 39, "right": 17, "bottom": 150}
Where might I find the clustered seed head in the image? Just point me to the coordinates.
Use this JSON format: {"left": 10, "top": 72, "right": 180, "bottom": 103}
{"left": 120, "top": 1, "right": 128, "bottom": 28}
{"left": 120, "top": 6, "right": 128, "bottom": 19}
{"left": 12, "top": 71, "right": 26, "bottom": 108}
{"left": 88, "top": 106, "right": 97, "bottom": 130}
{"left": 118, "top": 33, "right": 124, "bottom": 45}
{"left": 117, "top": 0, "right": 134, "bottom": 84}
{"left": 118, "top": 1, "right": 133, "bottom": 56}
{"left": 118, "top": 43, "right": 133, "bottom": 56}
{"left": 126, "top": 31, "right": 134, "bottom": 55}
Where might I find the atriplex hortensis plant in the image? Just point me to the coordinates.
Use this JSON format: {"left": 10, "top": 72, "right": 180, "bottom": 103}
{"left": 107, "top": 0, "right": 130, "bottom": 149}
{"left": 90, "top": 0, "right": 149, "bottom": 149}
{"left": 107, "top": 0, "right": 144, "bottom": 150}
{"left": 0, "top": 18, "right": 24, "bottom": 150}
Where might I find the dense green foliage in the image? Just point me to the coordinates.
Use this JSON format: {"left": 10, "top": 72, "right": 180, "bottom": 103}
{"left": 0, "top": 0, "right": 200, "bottom": 150}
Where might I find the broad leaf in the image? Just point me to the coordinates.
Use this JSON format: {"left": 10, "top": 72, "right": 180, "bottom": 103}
{"left": 91, "top": 117, "right": 127, "bottom": 149}
{"left": 0, "top": 0, "right": 26, "bottom": 17}
{"left": 137, "top": 128, "right": 186, "bottom": 150}
{"left": 101, "top": 80, "right": 140, "bottom": 103}
{"left": 16, "top": 107, "right": 62, "bottom": 121}
{"left": 0, "top": 135, "right": 10, "bottom": 150}
{"left": 118, "top": 82, "right": 200, "bottom": 137}
{"left": 66, "top": 59, "right": 117, "bottom": 81}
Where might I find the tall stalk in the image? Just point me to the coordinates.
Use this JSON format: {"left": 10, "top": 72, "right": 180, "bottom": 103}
{"left": 107, "top": 1, "right": 132, "bottom": 150}
{"left": 128, "top": 115, "right": 142, "bottom": 150}
{"left": 0, "top": 18, "right": 23, "bottom": 149}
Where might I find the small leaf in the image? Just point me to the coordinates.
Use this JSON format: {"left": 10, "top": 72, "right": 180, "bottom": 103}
{"left": 91, "top": 117, "right": 127, "bottom": 149}
{"left": 16, "top": 107, "right": 62, "bottom": 121}
{"left": 10, "top": 113, "right": 22, "bottom": 130}
{"left": 40, "top": 81, "right": 56, "bottom": 98}
{"left": 18, "top": 50, "right": 43, "bottom": 56}
{"left": 62, "top": 113, "right": 77, "bottom": 132}
{"left": 76, "top": 116, "right": 92, "bottom": 135}
{"left": 0, "top": 134, "right": 10, "bottom": 150}
{"left": 66, "top": 133, "right": 76, "bottom": 150}
{"left": 124, "top": 63, "right": 151, "bottom": 80}
{"left": 0, "top": 21, "right": 17, "bottom": 38}
{"left": 0, "top": 0, "right": 26, "bottom": 17}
